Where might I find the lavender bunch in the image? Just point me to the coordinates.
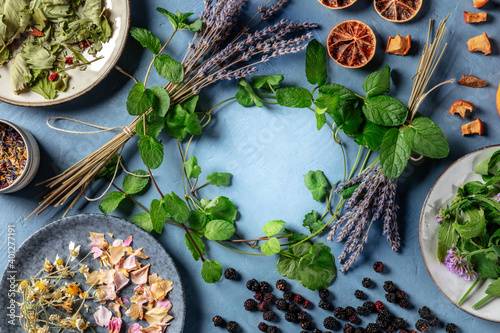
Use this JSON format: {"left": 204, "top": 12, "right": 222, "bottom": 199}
{"left": 328, "top": 167, "right": 400, "bottom": 273}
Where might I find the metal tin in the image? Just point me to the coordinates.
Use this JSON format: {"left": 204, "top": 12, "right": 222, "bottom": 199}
{"left": 0, "top": 119, "right": 40, "bottom": 193}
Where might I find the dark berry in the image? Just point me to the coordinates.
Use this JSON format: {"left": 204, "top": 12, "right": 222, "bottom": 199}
{"left": 375, "top": 301, "right": 384, "bottom": 312}
{"left": 348, "top": 315, "right": 359, "bottom": 324}
{"left": 267, "top": 326, "right": 278, "bottom": 333}
{"left": 213, "top": 315, "right": 224, "bottom": 327}
{"left": 302, "top": 300, "right": 311, "bottom": 309}
{"left": 445, "top": 323, "right": 458, "bottom": 333}
{"left": 396, "top": 290, "right": 406, "bottom": 299}
{"left": 254, "top": 292, "right": 263, "bottom": 301}
{"left": 284, "top": 290, "right": 295, "bottom": 301}
{"left": 363, "top": 301, "right": 376, "bottom": 313}
{"left": 224, "top": 268, "right": 237, "bottom": 279}
{"left": 383, "top": 281, "right": 396, "bottom": 293}
{"left": 393, "top": 317, "right": 405, "bottom": 329}
{"left": 227, "top": 321, "right": 239, "bottom": 333}
{"left": 294, "top": 294, "right": 304, "bottom": 303}
{"left": 301, "top": 321, "right": 312, "bottom": 330}
{"left": 263, "top": 310, "right": 275, "bottom": 321}
{"left": 244, "top": 299, "right": 257, "bottom": 311}
{"left": 344, "top": 323, "right": 354, "bottom": 333}
{"left": 297, "top": 311, "right": 308, "bottom": 321}
{"left": 312, "top": 329, "right": 322, "bottom": 333}
{"left": 258, "top": 301, "right": 268, "bottom": 312}
{"left": 345, "top": 306, "right": 355, "bottom": 317}
{"left": 377, "top": 308, "right": 390, "bottom": 320}
{"left": 319, "top": 288, "right": 331, "bottom": 300}
{"left": 355, "top": 290, "right": 366, "bottom": 299}
{"left": 373, "top": 261, "right": 384, "bottom": 273}
{"left": 288, "top": 302, "right": 299, "bottom": 313}
{"left": 263, "top": 293, "right": 274, "bottom": 304}
{"left": 376, "top": 317, "right": 389, "bottom": 329}
{"left": 319, "top": 299, "right": 331, "bottom": 310}
{"left": 418, "top": 306, "right": 431, "bottom": 320}
{"left": 400, "top": 330, "right": 409, "bottom": 333}
{"left": 260, "top": 281, "right": 271, "bottom": 293}
{"left": 285, "top": 312, "right": 297, "bottom": 322}
{"left": 398, "top": 298, "right": 409, "bottom": 309}
{"left": 357, "top": 306, "right": 366, "bottom": 316}
{"left": 428, "top": 317, "right": 438, "bottom": 327}
{"left": 247, "top": 279, "right": 260, "bottom": 292}
{"left": 386, "top": 326, "right": 395, "bottom": 333}
{"left": 275, "top": 298, "right": 287, "bottom": 311}
{"left": 276, "top": 279, "right": 287, "bottom": 291}
{"left": 258, "top": 322, "right": 268, "bottom": 332}
{"left": 385, "top": 293, "right": 396, "bottom": 303}
{"left": 324, "top": 316, "right": 337, "bottom": 330}
{"left": 334, "top": 307, "right": 346, "bottom": 320}
{"left": 354, "top": 328, "right": 365, "bottom": 333}
{"left": 362, "top": 277, "right": 372, "bottom": 288}
{"left": 415, "top": 319, "right": 429, "bottom": 332}
{"left": 365, "top": 323, "right": 379, "bottom": 333}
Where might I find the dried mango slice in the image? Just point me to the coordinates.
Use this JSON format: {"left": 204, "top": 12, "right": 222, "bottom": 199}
{"left": 386, "top": 34, "right": 411, "bottom": 56}
{"left": 467, "top": 33, "right": 491, "bottom": 55}
{"left": 461, "top": 118, "right": 484, "bottom": 136}
{"left": 458, "top": 75, "right": 486, "bottom": 88}
{"left": 449, "top": 100, "right": 473, "bottom": 118}
{"left": 463, "top": 11, "right": 487, "bottom": 23}
{"left": 473, "top": 0, "right": 489, "bottom": 8}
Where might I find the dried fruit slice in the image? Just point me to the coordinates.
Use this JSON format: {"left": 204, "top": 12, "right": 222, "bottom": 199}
{"left": 463, "top": 11, "right": 487, "bottom": 24}
{"left": 473, "top": 0, "right": 489, "bottom": 8}
{"left": 458, "top": 75, "right": 486, "bottom": 88}
{"left": 374, "top": 0, "right": 422, "bottom": 23}
{"left": 386, "top": 34, "right": 411, "bottom": 55}
{"left": 319, "top": 0, "right": 358, "bottom": 9}
{"left": 327, "top": 20, "right": 376, "bottom": 69}
{"left": 467, "top": 33, "right": 491, "bottom": 55}
{"left": 461, "top": 119, "right": 484, "bottom": 136}
{"left": 449, "top": 100, "right": 473, "bottom": 118}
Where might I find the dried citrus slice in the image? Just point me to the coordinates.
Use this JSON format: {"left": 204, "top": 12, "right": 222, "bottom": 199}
{"left": 318, "top": 0, "right": 357, "bottom": 9}
{"left": 327, "top": 20, "right": 376, "bottom": 69}
{"left": 374, "top": 0, "right": 422, "bottom": 23}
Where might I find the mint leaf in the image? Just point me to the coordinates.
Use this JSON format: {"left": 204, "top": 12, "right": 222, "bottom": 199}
{"left": 206, "top": 172, "right": 232, "bottom": 187}
{"left": 405, "top": 117, "right": 449, "bottom": 159}
{"left": 303, "top": 210, "right": 324, "bottom": 234}
{"left": 362, "top": 96, "right": 408, "bottom": 127}
{"left": 297, "top": 243, "right": 336, "bottom": 290}
{"left": 131, "top": 212, "right": 153, "bottom": 233}
{"left": 99, "top": 191, "right": 126, "bottom": 214}
{"left": 188, "top": 210, "right": 208, "bottom": 233}
{"left": 130, "top": 27, "right": 161, "bottom": 54}
{"left": 166, "top": 104, "right": 202, "bottom": 140}
{"left": 485, "top": 278, "right": 500, "bottom": 297}
{"left": 454, "top": 208, "right": 486, "bottom": 239}
{"left": 437, "top": 219, "right": 459, "bottom": 262}
{"left": 156, "top": 7, "right": 178, "bottom": 29}
{"left": 136, "top": 116, "right": 165, "bottom": 138}
{"left": 235, "top": 78, "right": 263, "bottom": 107}
{"left": 149, "top": 86, "right": 170, "bottom": 119}
{"left": 201, "top": 260, "right": 222, "bottom": 283}
{"left": 304, "top": 170, "right": 330, "bottom": 201}
{"left": 318, "top": 84, "right": 358, "bottom": 105}
{"left": 276, "top": 242, "right": 312, "bottom": 280}
{"left": 205, "top": 196, "right": 237, "bottom": 223}
{"left": 337, "top": 104, "right": 363, "bottom": 136}
{"left": 379, "top": 128, "right": 411, "bottom": 179}
{"left": 475, "top": 150, "right": 500, "bottom": 176}
{"left": 261, "top": 238, "right": 281, "bottom": 256}
{"left": 184, "top": 156, "right": 202, "bottom": 178}
{"left": 122, "top": 170, "right": 149, "bottom": 195}
{"left": 154, "top": 55, "right": 184, "bottom": 83}
{"left": 283, "top": 228, "right": 308, "bottom": 243}
{"left": 354, "top": 122, "right": 388, "bottom": 151}
{"left": 180, "top": 95, "right": 199, "bottom": 114}
{"left": 251, "top": 74, "right": 284, "bottom": 92}
{"left": 95, "top": 155, "right": 121, "bottom": 180}
{"left": 471, "top": 252, "right": 500, "bottom": 279}
{"left": 187, "top": 19, "right": 202, "bottom": 31}
{"left": 315, "top": 111, "right": 326, "bottom": 131}
{"left": 204, "top": 219, "right": 235, "bottom": 241}
{"left": 305, "top": 39, "right": 327, "bottom": 86}
{"left": 315, "top": 93, "right": 340, "bottom": 118}
{"left": 276, "top": 87, "right": 313, "bottom": 108}
{"left": 127, "top": 82, "right": 156, "bottom": 116}
{"left": 363, "top": 65, "right": 391, "bottom": 98}
{"left": 262, "top": 220, "right": 286, "bottom": 236}
{"left": 150, "top": 199, "right": 167, "bottom": 234}
{"left": 138, "top": 135, "right": 164, "bottom": 169}
{"left": 184, "top": 233, "right": 205, "bottom": 261}
{"left": 162, "top": 192, "right": 189, "bottom": 224}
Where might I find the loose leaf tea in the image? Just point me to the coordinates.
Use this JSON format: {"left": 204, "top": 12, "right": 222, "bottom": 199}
{"left": 0, "top": 123, "right": 26, "bottom": 189}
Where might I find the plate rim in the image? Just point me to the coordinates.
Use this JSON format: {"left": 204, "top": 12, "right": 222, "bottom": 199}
{"left": 419, "top": 144, "right": 500, "bottom": 323}
{"left": 0, "top": 0, "right": 131, "bottom": 107}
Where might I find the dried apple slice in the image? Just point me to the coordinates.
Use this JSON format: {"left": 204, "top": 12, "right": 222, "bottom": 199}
{"left": 473, "top": 0, "right": 489, "bottom": 8}
{"left": 449, "top": 100, "right": 473, "bottom": 118}
{"left": 461, "top": 119, "right": 484, "bottom": 136}
{"left": 386, "top": 34, "right": 411, "bottom": 55}
{"left": 467, "top": 32, "right": 491, "bottom": 55}
{"left": 463, "top": 11, "right": 487, "bottom": 23}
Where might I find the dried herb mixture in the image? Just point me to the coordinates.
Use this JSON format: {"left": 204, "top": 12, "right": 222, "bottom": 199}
{"left": 0, "top": 123, "right": 26, "bottom": 189}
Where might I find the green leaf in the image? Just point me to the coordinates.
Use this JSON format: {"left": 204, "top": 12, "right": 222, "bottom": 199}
{"left": 206, "top": 172, "right": 232, "bottom": 187}
{"left": 315, "top": 93, "right": 340, "bottom": 118}
{"left": 318, "top": 84, "right": 358, "bottom": 105}
{"left": 379, "top": 128, "right": 411, "bottom": 179}
{"left": 201, "top": 260, "right": 222, "bottom": 283}
{"left": 354, "top": 122, "right": 388, "bottom": 151}
{"left": 131, "top": 212, "right": 154, "bottom": 233}
{"left": 162, "top": 192, "right": 190, "bottom": 224}
{"left": 188, "top": 210, "right": 208, "bottom": 233}
{"left": 30, "top": 74, "right": 56, "bottom": 100}
{"left": 99, "top": 192, "right": 126, "bottom": 214}
{"left": 336, "top": 104, "right": 363, "bottom": 136}
{"left": 362, "top": 96, "right": 408, "bottom": 127}
{"left": 165, "top": 104, "right": 202, "bottom": 140}
{"left": 340, "top": 184, "right": 360, "bottom": 199}
{"left": 454, "top": 208, "right": 486, "bottom": 239}
{"left": 150, "top": 199, "right": 166, "bottom": 234}
{"left": 404, "top": 117, "right": 449, "bottom": 159}
{"left": 262, "top": 220, "right": 286, "bottom": 237}
{"left": 180, "top": 95, "right": 199, "bottom": 114}
{"left": 276, "top": 242, "right": 312, "bottom": 279}
{"left": 156, "top": 7, "right": 178, "bottom": 29}
{"left": 154, "top": 55, "right": 184, "bottom": 83}
{"left": 137, "top": 135, "right": 164, "bottom": 169}
{"left": 204, "top": 196, "right": 237, "bottom": 223}
{"left": 136, "top": 117, "right": 165, "bottom": 138}
{"left": 184, "top": 156, "right": 202, "bottom": 179}
{"left": 303, "top": 170, "right": 330, "bottom": 201}
{"left": 475, "top": 150, "right": 500, "bottom": 176}
{"left": 82, "top": 0, "right": 101, "bottom": 25}
{"left": 204, "top": 219, "right": 235, "bottom": 241}
{"left": 297, "top": 243, "right": 336, "bottom": 290}
{"left": 283, "top": 228, "right": 308, "bottom": 243}
{"left": 315, "top": 111, "right": 326, "bottom": 131}
{"left": 130, "top": 27, "right": 161, "bottom": 54}
{"left": 485, "top": 278, "right": 500, "bottom": 297}
{"left": 184, "top": 233, "right": 205, "bottom": 261}
{"left": 251, "top": 74, "right": 284, "bottom": 92}
{"left": 149, "top": 86, "right": 171, "bottom": 118}
{"left": 276, "top": 87, "right": 313, "bottom": 108}
{"left": 127, "top": 82, "right": 156, "bottom": 116}
{"left": 187, "top": 19, "right": 202, "bottom": 31}
{"left": 470, "top": 253, "right": 500, "bottom": 279}
{"left": 305, "top": 39, "right": 327, "bottom": 86}
{"left": 95, "top": 155, "right": 121, "bottom": 180}
{"left": 22, "top": 44, "right": 56, "bottom": 70}
{"left": 437, "top": 219, "right": 459, "bottom": 262}
{"left": 261, "top": 237, "right": 281, "bottom": 256}
{"left": 235, "top": 78, "right": 263, "bottom": 107}
{"left": 363, "top": 65, "right": 391, "bottom": 98}
{"left": 122, "top": 170, "right": 149, "bottom": 195}
{"left": 302, "top": 210, "right": 324, "bottom": 234}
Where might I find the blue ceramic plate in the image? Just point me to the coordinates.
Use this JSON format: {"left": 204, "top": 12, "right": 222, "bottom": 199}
{"left": 0, "top": 213, "right": 185, "bottom": 332}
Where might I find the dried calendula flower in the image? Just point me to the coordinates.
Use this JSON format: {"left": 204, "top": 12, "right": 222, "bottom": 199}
{"left": 464, "top": 11, "right": 487, "bottom": 23}
{"left": 468, "top": 32, "right": 491, "bottom": 55}
{"left": 449, "top": 100, "right": 474, "bottom": 118}
{"left": 458, "top": 74, "right": 487, "bottom": 88}
{"left": 386, "top": 34, "right": 411, "bottom": 56}
{"left": 462, "top": 118, "right": 484, "bottom": 135}
{"left": 473, "top": 0, "right": 489, "bottom": 8}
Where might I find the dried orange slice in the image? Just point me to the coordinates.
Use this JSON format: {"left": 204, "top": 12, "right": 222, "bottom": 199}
{"left": 327, "top": 20, "right": 376, "bottom": 69}
{"left": 374, "top": 0, "right": 422, "bottom": 23}
{"left": 318, "top": 0, "right": 358, "bottom": 9}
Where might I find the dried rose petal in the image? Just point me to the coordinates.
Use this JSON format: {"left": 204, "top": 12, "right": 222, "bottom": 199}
{"left": 130, "top": 264, "right": 150, "bottom": 284}
{"left": 108, "top": 317, "right": 122, "bottom": 333}
{"left": 94, "top": 305, "right": 113, "bottom": 327}
{"left": 114, "top": 271, "right": 130, "bottom": 292}
{"left": 128, "top": 323, "right": 143, "bottom": 333}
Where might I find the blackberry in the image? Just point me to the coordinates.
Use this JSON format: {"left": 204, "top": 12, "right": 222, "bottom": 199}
{"left": 354, "top": 328, "right": 365, "bottom": 333}
{"left": 227, "top": 321, "right": 239, "bottom": 333}
{"left": 375, "top": 301, "right": 384, "bottom": 312}
{"left": 395, "top": 290, "right": 406, "bottom": 299}
{"left": 383, "top": 281, "right": 396, "bottom": 293}
{"left": 373, "top": 261, "right": 384, "bottom": 273}
{"left": 285, "top": 312, "right": 297, "bottom": 322}
{"left": 355, "top": 290, "right": 366, "bottom": 299}
{"left": 263, "top": 310, "right": 275, "bottom": 321}
{"left": 377, "top": 308, "right": 390, "bottom": 320}
{"left": 415, "top": 319, "right": 429, "bottom": 332}
{"left": 348, "top": 315, "right": 359, "bottom": 324}
{"left": 258, "top": 322, "right": 268, "bottom": 332}
{"left": 318, "top": 299, "right": 331, "bottom": 310}
{"left": 244, "top": 299, "right": 257, "bottom": 311}
{"left": 276, "top": 279, "right": 287, "bottom": 291}
{"left": 400, "top": 330, "right": 409, "bottom": 333}
{"left": 323, "top": 316, "right": 338, "bottom": 330}
{"left": 376, "top": 317, "right": 389, "bottom": 329}
{"left": 284, "top": 290, "right": 295, "bottom": 301}
{"left": 365, "top": 323, "right": 379, "bottom": 333}
{"left": 345, "top": 306, "right": 355, "bottom": 317}
{"left": 267, "top": 326, "right": 278, "bottom": 333}
{"left": 297, "top": 311, "right": 308, "bottom": 321}
{"left": 385, "top": 293, "right": 396, "bottom": 303}
{"left": 392, "top": 317, "right": 405, "bottom": 329}
{"left": 398, "top": 298, "right": 409, "bottom": 309}
{"left": 246, "top": 279, "right": 260, "bottom": 292}
{"left": 363, "top": 301, "right": 376, "bottom": 313}
{"left": 344, "top": 323, "right": 354, "bottom": 333}
{"left": 445, "top": 323, "right": 458, "bottom": 333}
{"left": 263, "top": 293, "right": 274, "bottom": 304}
{"left": 288, "top": 302, "right": 299, "bottom": 313}
{"left": 362, "top": 277, "right": 372, "bottom": 288}
{"left": 302, "top": 300, "right": 311, "bottom": 309}
{"left": 312, "top": 329, "right": 322, "bottom": 333}
{"left": 258, "top": 301, "right": 268, "bottom": 312}
{"left": 385, "top": 326, "right": 395, "bottom": 333}
{"left": 319, "top": 288, "right": 331, "bottom": 300}
{"left": 357, "top": 306, "right": 366, "bottom": 316}
{"left": 275, "top": 298, "right": 287, "bottom": 311}
{"left": 213, "top": 315, "right": 224, "bottom": 327}
{"left": 418, "top": 307, "right": 431, "bottom": 320}
{"left": 428, "top": 317, "right": 438, "bottom": 327}
{"left": 254, "top": 292, "right": 263, "bottom": 301}
{"left": 301, "top": 321, "right": 312, "bottom": 330}
{"left": 260, "top": 281, "right": 271, "bottom": 293}
{"left": 334, "top": 307, "right": 346, "bottom": 320}
{"left": 224, "top": 268, "right": 237, "bottom": 280}
{"left": 294, "top": 294, "right": 304, "bottom": 303}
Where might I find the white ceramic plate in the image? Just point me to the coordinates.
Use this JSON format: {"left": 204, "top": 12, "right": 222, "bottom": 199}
{"left": 0, "top": 0, "right": 130, "bottom": 107}
{"left": 419, "top": 145, "right": 500, "bottom": 322}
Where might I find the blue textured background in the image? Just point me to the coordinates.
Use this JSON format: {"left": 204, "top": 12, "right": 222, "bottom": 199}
{"left": 1, "top": 0, "right": 500, "bottom": 332}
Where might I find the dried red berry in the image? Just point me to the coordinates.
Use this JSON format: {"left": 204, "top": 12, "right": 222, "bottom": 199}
{"left": 48, "top": 73, "right": 58, "bottom": 82}
{"left": 348, "top": 315, "right": 359, "bottom": 324}
{"left": 65, "top": 57, "right": 74, "bottom": 65}
{"left": 294, "top": 294, "right": 304, "bottom": 304}
{"left": 375, "top": 300, "right": 385, "bottom": 311}
{"left": 373, "top": 261, "right": 384, "bottom": 273}
{"left": 302, "top": 300, "right": 311, "bottom": 309}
